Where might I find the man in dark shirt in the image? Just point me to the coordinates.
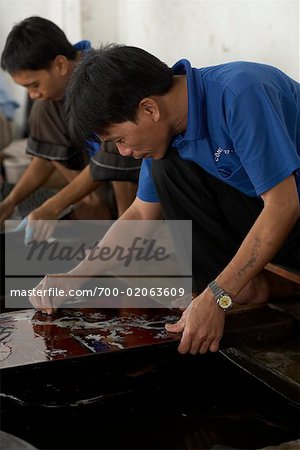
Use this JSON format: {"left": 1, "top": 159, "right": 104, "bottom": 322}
{"left": 1, "top": 18, "right": 140, "bottom": 241}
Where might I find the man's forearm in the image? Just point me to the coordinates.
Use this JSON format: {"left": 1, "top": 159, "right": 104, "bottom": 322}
{"left": 216, "top": 176, "right": 300, "bottom": 297}
{"left": 4, "top": 157, "right": 54, "bottom": 206}
{"left": 68, "top": 198, "right": 162, "bottom": 277}
{"left": 41, "top": 166, "right": 101, "bottom": 217}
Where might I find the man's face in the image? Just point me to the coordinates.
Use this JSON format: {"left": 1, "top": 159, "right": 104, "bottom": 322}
{"left": 100, "top": 106, "right": 172, "bottom": 160}
{"left": 12, "top": 60, "right": 68, "bottom": 101}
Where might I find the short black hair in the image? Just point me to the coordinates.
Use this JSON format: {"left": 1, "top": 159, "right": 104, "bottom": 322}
{"left": 1, "top": 16, "right": 77, "bottom": 74}
{"left": 65, "top": 44, "right": 173, "bottom": 147}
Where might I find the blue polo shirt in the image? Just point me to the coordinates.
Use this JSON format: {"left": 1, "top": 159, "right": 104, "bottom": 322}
{"left": 137, "top": 60, "right": 300, "bottom": 202}
{"left": 74, "top": 40, "right": 91, "bottom": 53}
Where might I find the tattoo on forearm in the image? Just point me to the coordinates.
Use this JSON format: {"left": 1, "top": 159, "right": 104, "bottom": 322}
{"left": 238, "top": 236, "right": 261, "bottom": 279}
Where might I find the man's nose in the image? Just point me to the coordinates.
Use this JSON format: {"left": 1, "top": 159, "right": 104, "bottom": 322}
{"left": 28, "top": 90, "right": 42, "bottom": 100}
{"left": 116, "top": 143, "right": 133, "bottom": 157}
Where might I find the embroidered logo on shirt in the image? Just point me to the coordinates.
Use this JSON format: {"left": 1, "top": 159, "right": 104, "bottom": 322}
{"left": 214, "top": 147, "right": 233, "bottom": 162}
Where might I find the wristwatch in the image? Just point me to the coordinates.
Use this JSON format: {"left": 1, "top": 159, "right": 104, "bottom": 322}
{"left": 208, "top": 280, "right": 233, "bottom": 312}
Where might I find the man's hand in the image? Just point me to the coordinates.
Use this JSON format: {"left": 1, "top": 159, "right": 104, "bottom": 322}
{"left": 171, "top": 292, "right": 199, "bottom": 311}
{"left": 13, "top": 215, "right": 57, "bottom": 245}
{"left": 29, "top": 273, "right": 83, "bottom": 315}
{"left": 166, "top": 288, "right": 225, "bottom": 354}
{"left": 25, "top": 205, "right": 59, "bottom": 243}
{"left": 0, "top": 198, "right": 16, "bottom": 226}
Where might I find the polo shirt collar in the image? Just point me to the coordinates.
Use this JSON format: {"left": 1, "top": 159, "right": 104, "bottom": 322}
{"left": 74, "top": 40, "right": 91, "bottom": 52}
{"left": 172, "top": 59, "right": 205, "bottom": 141}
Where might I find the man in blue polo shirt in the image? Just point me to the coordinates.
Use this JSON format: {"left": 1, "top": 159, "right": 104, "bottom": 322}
{"left": 30, "top": 45, "right": 300, "bottom": 355}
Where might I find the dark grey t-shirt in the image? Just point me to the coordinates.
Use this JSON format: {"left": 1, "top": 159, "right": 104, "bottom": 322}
{"left": 26, "top": 99, "right": 87, "bottom": 170}
{"left": 26, "top": 99, "right": 141, "bottom": 181}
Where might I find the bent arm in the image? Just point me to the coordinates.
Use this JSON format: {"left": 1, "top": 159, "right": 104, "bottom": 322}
{"left": 29, "top": 165, "right": 100, "bottom": 219}
{"left": 69, "top": 197, "right": 162, "bottom": 277}
{"left": 0, "top": 157, "right": 54, "bottom": 223}
{"left": 167, "top": 174, "right": 300, "bottom": 355}
{"left": 216, "top": 174, "right": 300, "bottom": 296}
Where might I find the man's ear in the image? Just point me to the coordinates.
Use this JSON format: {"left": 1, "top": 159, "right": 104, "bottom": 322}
{"left": 139, "top": 97, "right": 160, "bottom": 122}
{"left": 53, "top": 55, "right": 69, "bottom": 76}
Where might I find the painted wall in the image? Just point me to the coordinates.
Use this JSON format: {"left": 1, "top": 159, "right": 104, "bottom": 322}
{"left": 82, "top": 0, "right": 299, "bottom": 80}
{"left": 1, "top": 0, "right": 299, "bottom": 133}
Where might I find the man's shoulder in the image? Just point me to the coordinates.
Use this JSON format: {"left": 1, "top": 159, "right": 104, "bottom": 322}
{"left": 30, "top": 99, "right": 64, "bottom": 120}
{"left": 73, "top": 40, "right": 91, "bottom": 52}
{"left": 201, "top": 61, "right": 280, "bottom": 94}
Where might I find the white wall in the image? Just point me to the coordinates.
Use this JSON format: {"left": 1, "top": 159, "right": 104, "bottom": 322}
{"left": 81, "top": 0, "right": 119, "bottom": 47}
{"left": 82, "top": 0, "right": 299, "bottom": 80}
{"left": 1, "top": 0, "right": 299, "bottom": 133}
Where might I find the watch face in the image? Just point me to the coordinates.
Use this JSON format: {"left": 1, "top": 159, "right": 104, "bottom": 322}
{"left": 218, "top": 295, "right": 232, "bottom": 310}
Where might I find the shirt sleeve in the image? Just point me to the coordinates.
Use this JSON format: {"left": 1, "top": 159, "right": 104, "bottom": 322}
{"left": 26, "top": 99, "right": 87, "bottom": 169}
{"left": 28, "top": 100, "right": 70, "bottom": 147}
{"left": 89, "top": 141, "right": 141, "bottom": 182}
{"left": 227, "top": 83, "right": 300, "bottom": 195}
{"left": 136, "top": 159, "right": 160, "bottom": 202}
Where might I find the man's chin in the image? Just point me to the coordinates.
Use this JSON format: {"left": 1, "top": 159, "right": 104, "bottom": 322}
{"left": 152, "top": 153, "right": 165, "bottom": 161}
{"left": 134, "top": 149, "right": 167, "bottom": 160}
{"left": 51, "top": 94, "right": 64, "bottom": 101}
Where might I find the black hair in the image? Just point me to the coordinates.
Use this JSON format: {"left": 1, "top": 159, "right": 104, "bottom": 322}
{"left": 65, "top": 44, "right": 173, "bottom": 148}
{"left": 1, "top": 16, "right": 77, "bottom": 74}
